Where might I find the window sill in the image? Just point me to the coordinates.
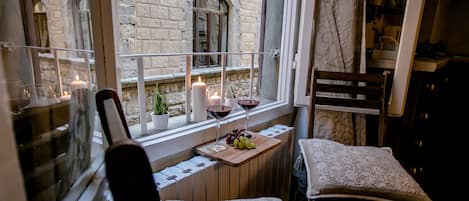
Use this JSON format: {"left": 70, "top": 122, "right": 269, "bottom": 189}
{"left": 137, "top": 100, "right": 291, "bottom": 162}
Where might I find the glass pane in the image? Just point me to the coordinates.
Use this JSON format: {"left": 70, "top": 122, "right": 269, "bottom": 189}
{"left": 119, "top": 0, "right": 280, "bottom": 138}
{"left": 3, "top": 1, "right": 101, "bottom": 200}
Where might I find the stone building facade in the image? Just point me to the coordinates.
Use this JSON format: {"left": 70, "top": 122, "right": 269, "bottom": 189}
{"left": 37, "top": 0, "right": 262, "bottom": 125}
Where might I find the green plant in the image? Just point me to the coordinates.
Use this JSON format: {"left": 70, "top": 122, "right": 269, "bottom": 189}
{"left": 226, "top": 85, "right": 237, "bottom": 98}
{"left": 152, "top": 83, "right": 168, "bottom": 115}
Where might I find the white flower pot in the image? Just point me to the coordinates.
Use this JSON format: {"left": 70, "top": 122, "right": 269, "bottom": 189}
{"left": 151, "top": 112, "right": 169, "bottom": 130}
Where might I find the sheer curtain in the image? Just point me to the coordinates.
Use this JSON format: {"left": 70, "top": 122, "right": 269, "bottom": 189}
{"left": 310, "top": 0, "right": 366, "bottom": 145}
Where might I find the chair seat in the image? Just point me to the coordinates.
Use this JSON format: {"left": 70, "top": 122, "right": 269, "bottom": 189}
{"left": 299, "top": 139, "right": 431, "bottom": 201}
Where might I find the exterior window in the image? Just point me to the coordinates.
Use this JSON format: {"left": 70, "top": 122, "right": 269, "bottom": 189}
{"left": 118, "top": 0, "right": 275, "bottom": 137}
{"left": 33, "top": 0, "right": 49, "bottom": 50}
{"left": 193, "top": 0, "right": 229, "bottom": 68}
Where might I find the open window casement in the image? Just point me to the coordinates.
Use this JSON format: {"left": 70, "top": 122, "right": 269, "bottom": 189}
{"left": 293, "top": 0, "right": 425, "bottom": 117}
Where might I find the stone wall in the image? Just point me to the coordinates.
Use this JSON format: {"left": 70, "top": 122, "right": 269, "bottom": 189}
{"left": 239, "top": 0, "right": 261, "bottom": 66}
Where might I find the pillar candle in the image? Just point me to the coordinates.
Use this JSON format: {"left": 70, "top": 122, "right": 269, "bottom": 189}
{"left": 192, "top": 77, "right": 207, "bottom": 122}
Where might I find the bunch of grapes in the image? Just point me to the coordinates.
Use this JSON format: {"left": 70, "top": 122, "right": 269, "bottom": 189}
{"left": 225, "top": 129, "right": 256, "bottom": 149}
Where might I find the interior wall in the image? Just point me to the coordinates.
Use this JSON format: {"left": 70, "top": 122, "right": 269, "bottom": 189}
{"left": 419, "top": 0, "right": 469, "bottom": 56}
{"left": 444, "top": 0, "right": 469, "bottom": 56}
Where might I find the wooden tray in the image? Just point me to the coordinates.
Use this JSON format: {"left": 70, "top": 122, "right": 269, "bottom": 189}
{"left": 195, "top": 132, "right": 281, "bottom": 167}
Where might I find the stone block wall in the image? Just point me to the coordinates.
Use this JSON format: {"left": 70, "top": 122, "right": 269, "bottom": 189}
{"left": 120, "top": 0, "right": 187, "bottom": 78}
{"left": 239, "top": 0, "right": 261, "bottom": 66}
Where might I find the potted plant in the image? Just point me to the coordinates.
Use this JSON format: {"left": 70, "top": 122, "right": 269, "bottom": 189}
{"left": 225, "top": 84, "right": 237, "bottom": 109}
{"left": 151, "top": 83, "right": 169, "bottom": 130}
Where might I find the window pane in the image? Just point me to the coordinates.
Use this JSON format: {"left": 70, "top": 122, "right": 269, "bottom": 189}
{"left": 2, "top": 0, "right": 101, "bottom": 200}
{"left": 119, "top": 0, "right": 281, "bottom": 138}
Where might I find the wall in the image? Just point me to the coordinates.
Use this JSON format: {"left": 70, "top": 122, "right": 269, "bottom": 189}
{"left": 443, "top": 0, "right": 469, "bottom": 56}
{"left": 419, "top": 0, "right": 469, "bottom": 56}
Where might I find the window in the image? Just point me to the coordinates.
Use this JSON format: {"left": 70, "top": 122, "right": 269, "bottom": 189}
{"left": 193, "top": 0, "right": 229, "bottom": 67}
{"left": 2, "top": 0, "right": 99, "bottom": 200}
{"left": 118, "top": 0, "right": 286, "bottom": 138}
{"left": 33, "top": 0, "right": 49, "bottom": 50}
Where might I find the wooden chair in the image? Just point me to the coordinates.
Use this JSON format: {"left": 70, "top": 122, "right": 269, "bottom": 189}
{"left": 307, "top": 67, "right": 392, "bottom": 146}
{"left": 300, "top": 68, "right": 431, "bottom": 200}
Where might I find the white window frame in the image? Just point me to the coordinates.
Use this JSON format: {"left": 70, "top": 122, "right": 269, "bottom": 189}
{"left": 90, "top": 0, "right": 298, "bottom": 163}
{"left": 293, "top": 0, "right": 425, "bottom": 117}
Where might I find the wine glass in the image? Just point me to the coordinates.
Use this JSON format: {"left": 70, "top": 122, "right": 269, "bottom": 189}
{"left": 236, "top": 81, "right": 260, "bottom": 137}
{"left": 207, "top": 85, "right": 232, "bottom": 152}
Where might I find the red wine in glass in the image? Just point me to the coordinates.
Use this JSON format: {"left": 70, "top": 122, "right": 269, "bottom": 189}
{"left": 237, "top": 99, "right": 259, "bottom": 110}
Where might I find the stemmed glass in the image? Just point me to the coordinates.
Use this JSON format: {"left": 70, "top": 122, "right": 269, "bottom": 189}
{"left": 237, "top": 81, "right": 260, "bottom": 136}
{"left": 207, "top": 85, "right": 232, "bottom": 152}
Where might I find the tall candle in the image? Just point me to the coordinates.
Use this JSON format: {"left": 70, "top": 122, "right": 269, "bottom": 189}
{"left": 192, "top": 76, "right": 207, "bottom": 122}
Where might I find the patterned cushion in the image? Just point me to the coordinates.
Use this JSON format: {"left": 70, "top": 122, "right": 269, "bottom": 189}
{"left": 299, "top": 139, "right": 431, "bottom": 201}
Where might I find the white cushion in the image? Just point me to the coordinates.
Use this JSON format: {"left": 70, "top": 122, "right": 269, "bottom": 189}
{"left": 299, "top": 139, "right": 431, "bottom": 201}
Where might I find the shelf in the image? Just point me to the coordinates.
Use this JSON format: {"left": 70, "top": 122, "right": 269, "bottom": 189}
{"left": 367, "top": 56, "right": 451, "bottom": 72}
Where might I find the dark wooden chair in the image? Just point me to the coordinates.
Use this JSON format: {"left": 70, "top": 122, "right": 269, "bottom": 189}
{"left": 300, "top": 68, "right": 430, "bottom": 201}
{"left": 307, "top": 67, "right": 392, "bottom": 146}
{"left": 96, "top": 89, "right": 160, "bottom": 201}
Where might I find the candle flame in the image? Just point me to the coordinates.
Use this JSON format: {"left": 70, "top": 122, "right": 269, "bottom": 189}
{"left": 75, "top": 75, "right": 80, "bottom": 81}
{"left": 64, "top": 91, "right": 68, "bottom": 95}
{"left": 198, "top": 76, "right": 201, "bottom": 82}
{"left": 214, "top": 92, "right": 218, "bottom": 96}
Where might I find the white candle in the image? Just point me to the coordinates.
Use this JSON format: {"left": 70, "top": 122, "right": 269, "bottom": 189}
{"left": 60, "top": 91, "right": 71, "bottom": 101}
{"left": 208, "top": 92, "right": 221, "bottom": 106}
{"left": 71, "top": 75, "right": 87, "bottom": 91}
{"left": 192, "top": 76, "right": 207, "bottom": 122}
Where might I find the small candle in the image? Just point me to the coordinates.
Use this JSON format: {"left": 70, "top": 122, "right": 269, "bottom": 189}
{"left": 208, "top": 92, "right": 221, "bottom": 106}
{"left": 60, "top": 91, "right": 71, "bottom": 101}
{"left": 71, "top": 75, "right": 87, "bottom": 90}
{"left": 192, "top": 76, "right": 207, "bottom": 122}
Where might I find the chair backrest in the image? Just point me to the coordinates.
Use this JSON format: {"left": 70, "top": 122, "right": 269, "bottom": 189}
{"left": 308, "top": 68, "right": 392, "bottom": 146}
{"left": 96, "top": 89, "right": 160, "bottom": 201}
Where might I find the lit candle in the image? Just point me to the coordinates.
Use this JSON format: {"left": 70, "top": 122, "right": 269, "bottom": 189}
{"left": 71, "top": 75, "right": 87, "bottom": 90}
{"left": 208, "top": 92, "right": 221, "bottom": 106}
{"left": 60, "top": 91, "right": 71, "bottom": 101}
{"left": 192, "top": 76, "right": 207, "bottom": 122}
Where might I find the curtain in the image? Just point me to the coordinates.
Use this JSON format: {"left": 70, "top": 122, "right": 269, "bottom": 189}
{"left": 311, "top": 0, "right": 366, "bottom": 145}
